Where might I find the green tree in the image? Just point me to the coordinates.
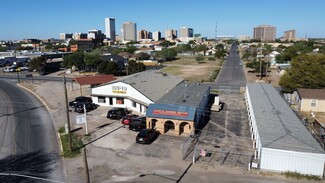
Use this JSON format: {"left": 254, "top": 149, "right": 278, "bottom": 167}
{"left": 279, "top": 54, "right": 325, "bottom": 92}
{"left": 193, "top": 44, "right": 208, "bottom": 55}
{"left": 45, "top": 44, "right": 53, "bottom": 50}
{"left": 195, "top": 54, "right": 205, "bottom": 62}
{"left": 84, "top": 52, "right": 103, "bottom": 71}
{"left": 28, "top": 56, "right": 47, "bottom": 71}
{"left": 136, "top": 52, "right": 151, "bottom": 60}
{"left": 154, "top": 48, "right": 177, "bottom": 61}
{"left": 127, "top": 60, "right": 146, "bottom": 75}
{"left": 176, "top": 44, "right": 192, "bottom": 53}
{"left": 62, "top": 51, "right": 85, "bottom": 70}
{"left": 98, "top": 61, "right": 119, "bottom": 75}
{"left": 160, "top": 40, "right": 172, "bottom": 48}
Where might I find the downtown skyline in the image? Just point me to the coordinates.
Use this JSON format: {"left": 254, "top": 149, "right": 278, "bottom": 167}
{"left": 1, "top": 0, "right": 325, "bottom": 40}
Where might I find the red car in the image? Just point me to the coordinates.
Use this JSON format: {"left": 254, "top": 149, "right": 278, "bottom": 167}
{"left": 121, "top": 114, "right": 139, "bottom": 125}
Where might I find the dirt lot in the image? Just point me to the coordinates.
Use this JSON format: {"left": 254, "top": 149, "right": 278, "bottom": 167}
{"left": 160, "top": 56, "right": 222, "bottom": 82}
{"left": 242, "top": 61, "right": 281, "bottom": 86}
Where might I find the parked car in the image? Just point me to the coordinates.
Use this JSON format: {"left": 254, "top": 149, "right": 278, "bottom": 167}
{"left": 74, "top": 102, "right": 98, "bottom": 113}
{"left": 106, "top": 107, "right": 130, "bottom": 119}
{"left": 129, "top": 117, "right": 146, "bottom": 131}
{"left": 136, "top": 129, "right": 159, "bottom": 144}
{"left": 121, "top": 114, "right": 139, "bottom": 125}
{"left": 69, "top": 96, "right": 92, "bottom": 108}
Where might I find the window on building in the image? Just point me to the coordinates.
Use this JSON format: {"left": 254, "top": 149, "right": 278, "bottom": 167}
{"left": 98, "top": 96, "right": 106, "bottom": 103}
{"left": 132, "top": 101, "right": 136, "bottom": 108}
{"left": 311, "top": 100, "right": 317, "bottom": 107}
{"left": 109, "top": 97, "right": 113, "bottom": 105}
{"left": 116, "top": 97, "right": 124, "bottom": 104}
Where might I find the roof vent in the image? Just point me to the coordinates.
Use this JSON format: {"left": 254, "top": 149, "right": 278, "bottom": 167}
{"left": 183, "top": 94, "right": 187, "bottom": 102}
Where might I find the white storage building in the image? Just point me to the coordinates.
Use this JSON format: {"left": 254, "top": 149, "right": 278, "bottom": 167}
{"left": 91, "top": 70, "right": 184, "bottom": 114}
{"left": 245, "top": 83, "right": 325, "bottom": 177}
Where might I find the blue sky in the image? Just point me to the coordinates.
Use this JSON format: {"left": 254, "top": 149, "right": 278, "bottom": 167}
{"left": 1, "top": 0, "right": 325, "bottom": 40}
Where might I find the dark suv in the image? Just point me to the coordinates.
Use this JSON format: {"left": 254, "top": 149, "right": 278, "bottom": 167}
{"left": 74, "top": 102, "right": 98, "bottom": 113}
{"left": 106, "top": 107, "right": 130, "bottom": 119}
{"left": 69, "top": 96, "right": 92, "bottom": 108}
{"left": 129, "top": 117, "right": 146, "bottom": 131}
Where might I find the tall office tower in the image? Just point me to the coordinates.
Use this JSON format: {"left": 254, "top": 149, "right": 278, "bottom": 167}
{"left": 179, "top": 27, "right": 194, "bottom": 38}
{"left": 153, "top": 31, "right": 161, "bottom": 41}
{"left": 138, "top": 30, "right": 150, "bottom": 40}
{"left": 284, "top": 30, "right": 296, "bottom": 42}
{"left": 59, "top": 33, "right": 73, "bottom": 40}
{"left": 253, "top": 25, "right": 276, "bottom": 42}
{"left": 165, "top": 29, "right": 177, "bottom": 41}
{"left": 122, "top": 22, "right": 137, "bottom": 42}
{"left": 105, "top": 17, "right": 116, "bottom": 41}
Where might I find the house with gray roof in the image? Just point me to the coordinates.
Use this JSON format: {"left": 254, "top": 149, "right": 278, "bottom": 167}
{"left": 91, "top": 70, "right": 184, "bottom": 114}
{"left": 245, "top": 83, "right": 325, "bottom": 177}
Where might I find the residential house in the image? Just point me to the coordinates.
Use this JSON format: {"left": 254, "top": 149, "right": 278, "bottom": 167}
{"left": 292, "top": 88, "right": 325, "bottom": 113}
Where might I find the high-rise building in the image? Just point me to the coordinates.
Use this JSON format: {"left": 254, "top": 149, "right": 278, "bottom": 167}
{"left": 179, "top": 27, "right": 194, "bottom": 38}
{"left": 122, "top": 22, "right": 137, "bottom": 42}
{"left": 59, "top": 33, "right": 73, "bottom": 40}
{"left": 87, "top": 29, "right": 105, "bottom": 40}
{"left": 284, "top": 30, "right": 296, "bottom": 42}
{"left": 253, "top": 25, "right": 276, "bottom": 42}
{"left": 165, "top": 29, "right": 177, "bottom": 41}
{"left": 153, "top": 31, "right": 161, "bottom": 41}
{"left": 105, "top": 17, "right": 116, "bottom": 41}
{"left": 138, "top": 30, "right": 150, "bottom": 40}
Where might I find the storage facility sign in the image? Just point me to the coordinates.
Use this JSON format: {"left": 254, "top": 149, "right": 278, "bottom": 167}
{"left": 153, "top": 110, "right": 188, "bottom": 117}
{"left": 112, "top": 85, "right": 127, "bottom": 94}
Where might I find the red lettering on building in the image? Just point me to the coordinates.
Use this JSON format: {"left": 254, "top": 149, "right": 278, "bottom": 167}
{"left": 153, "top": 110, "right": 188, "bottom": 117}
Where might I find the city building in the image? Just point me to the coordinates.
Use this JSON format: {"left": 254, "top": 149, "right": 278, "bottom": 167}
{"left": 59, "top": 33, "right": 73, "bottom": 40}
{"left": 179, "top": 27, "right": 193, "bottom": 38}
{"left": 179, "top": 27, "right": 194, "bottom": 42}
{"left": 73, "top": 32, "right": 88, "bottom": 40}
{"left": 122, "top": 22, "right": 137, "bottom": 42}
{"left": 253, "top": 25, "right": 276, "bottom": 42}
{"left": 245, "top": 83, "right": 325, "bottom": 177}
{"left": 284, "top": 30, "right": 296, "bottom": 42}
{"left": 146, "top": 82, "right": 210, "bottom": 136}
{"left": 87, "top": 29, "right": 105, "bottom": 40}
{"left": 105, "top": 17, "right": 116, "bottom": 41}
{"left": 152, "top": 31, "right": 161, "bottom": 41}
{"left": 138, "top": 30, "right": 151, "bottom": 41}
{"left": 165, "top": 29, "right": 177, "bottom": 41}
{"left": 238, "top": 35, "right": 251, "bottom": 42}
{"left": 91, "top": 70, "right": 184, "bottom": 114}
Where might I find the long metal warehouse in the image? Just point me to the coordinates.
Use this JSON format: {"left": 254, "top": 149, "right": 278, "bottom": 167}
{"left": 245, "top": 83, "right": 325, "bottom": 177}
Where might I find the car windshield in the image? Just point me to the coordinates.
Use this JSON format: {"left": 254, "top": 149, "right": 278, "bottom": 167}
{"left": 138, "top": 130, "right": 148, "bottom": 137}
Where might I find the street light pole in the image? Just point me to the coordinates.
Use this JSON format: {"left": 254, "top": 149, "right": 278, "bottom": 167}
{"left": 63, "top": 75, "right": 72, "bottom": 152}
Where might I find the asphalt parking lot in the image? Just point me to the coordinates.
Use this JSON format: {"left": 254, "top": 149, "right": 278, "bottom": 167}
{"left": 186, "top": 90, "right": 254, "bottom": 170}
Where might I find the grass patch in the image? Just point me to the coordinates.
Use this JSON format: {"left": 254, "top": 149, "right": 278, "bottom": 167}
{"left": 208, "top": 68, "right": 220, "bottom": 82}
{"left": 282, "top": 171, "right": 322, "bottom": 181}
{"left": 58, "top": 126, "right": 84, "bottom": 158}
{"left": 160, "top": 66, "right": 182, "bottom": 75}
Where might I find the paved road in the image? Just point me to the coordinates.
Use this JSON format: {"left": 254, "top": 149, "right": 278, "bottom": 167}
{"left": 213, "top": 44, "right": 247, "bottom": 91}
{"left": 0, "top": 79, "right": 64, "bottom": 182}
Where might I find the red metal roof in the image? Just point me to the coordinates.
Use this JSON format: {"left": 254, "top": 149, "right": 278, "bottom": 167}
{"left": 74, "top": 74, "right": 117, "bottom": 85}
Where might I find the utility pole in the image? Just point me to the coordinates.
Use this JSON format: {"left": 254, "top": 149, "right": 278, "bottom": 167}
{"left": 63, "top": 75, "right": 72, "bottom": 152}
{"left": 83, "top": 147, "right": 90, "bottom": 183}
